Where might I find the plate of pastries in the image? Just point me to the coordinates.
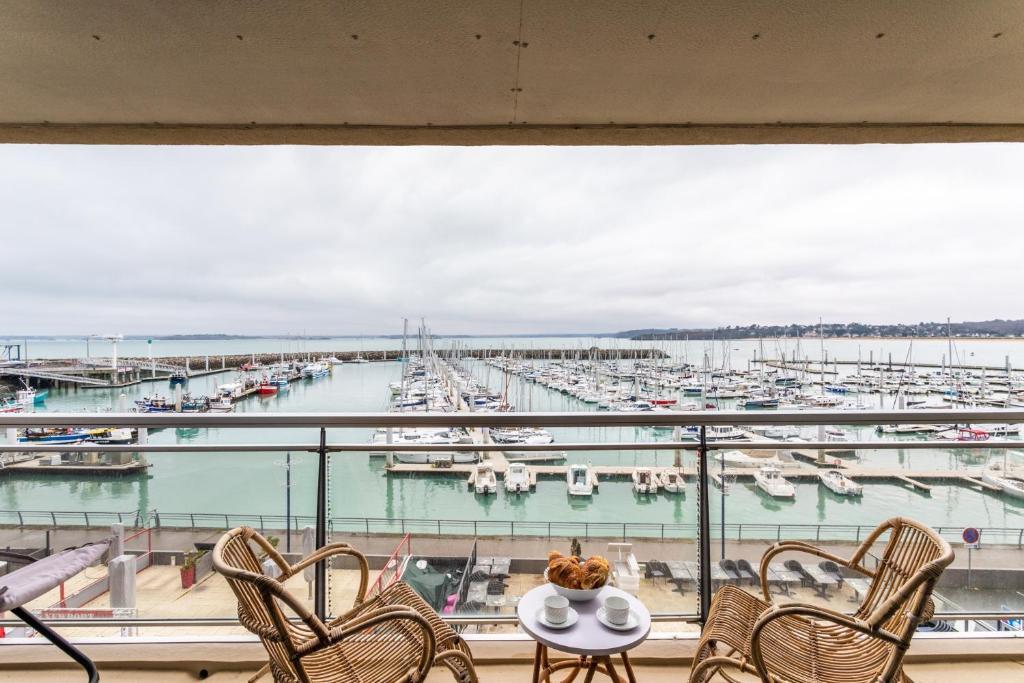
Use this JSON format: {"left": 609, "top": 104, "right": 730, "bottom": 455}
{"left": 544, "top": 550, "right": 611, "bottom": 601}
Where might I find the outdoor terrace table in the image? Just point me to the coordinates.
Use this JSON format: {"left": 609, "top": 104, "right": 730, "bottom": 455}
{"left": 664, "top": 560, "right": 694, "bottom": 594}
{"left": 767, "top": 563, "right": 802, "bottom": 597}
{"left": 846, "top": 577, "right": 871, "bottom": 603}
{"left": 517, "top": 583, "right": 651, "bottom": 682}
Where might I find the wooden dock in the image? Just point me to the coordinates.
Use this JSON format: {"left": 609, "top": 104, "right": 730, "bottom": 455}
{"left": 0, "top": 454, "right": 150, "bottom": 477}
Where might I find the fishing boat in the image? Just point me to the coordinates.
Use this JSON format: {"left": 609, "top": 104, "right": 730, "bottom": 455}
{"left": 217, "top": 382, "right": 245, "bottom": 399}
{"left": 0, "top": 399, "right": 23, "bottom": 414}
{"left": 818, "top": 469, "right": 863, "bottom": 496}
{"left": 135, "top": 396, "right": 173, "bottom": 412}
{"left": 754, "top": 465, "right": 796, "bottom": 499}
{"left": 269, "top": 373, "right": 290, "bottom": 387}
{"left": 302, "top": 362, "right": 330, "bottom": 379}
{"left": 567, "top": 464, "right": 596, "bottom": 496}
{"left": 15, "top": 388, "right": 46, "bottom": 406}
{"left": 207, "top": 396, "right": 235, "bottom": 412}
{"left": 631, "top": 467, "right": 659, "bottom": 494}
{"left": 471, "top": 462, "right": 498, "bottom": 495}
{"left": 661, "top": 470, "right": 685, "bottom": 493}
{"left": 504, "top": 462, "right": 532, "bottom": 493}
{"left": 168, "top": 372, "right": 187, "bottom": 386}
{"left": 258, "top": 381, "right": 278, "bottom": 395}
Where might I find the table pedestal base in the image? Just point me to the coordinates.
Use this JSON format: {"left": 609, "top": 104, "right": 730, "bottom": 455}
{"left": 532, "top": 643, "right": 637, "bottom": 683}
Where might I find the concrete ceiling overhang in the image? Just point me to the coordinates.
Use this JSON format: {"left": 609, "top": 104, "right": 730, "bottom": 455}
{"left": 2, "top": 1, "right": 1024, "bottom": 145}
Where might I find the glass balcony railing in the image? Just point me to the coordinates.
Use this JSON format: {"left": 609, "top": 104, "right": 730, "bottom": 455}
{"left": 1, "top": 408, "right": 1023, "bottom": 638}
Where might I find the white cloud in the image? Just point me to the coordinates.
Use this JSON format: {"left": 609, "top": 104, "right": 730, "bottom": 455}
{"left": 0, "top": 143, "right": 1020, "bottom": 335}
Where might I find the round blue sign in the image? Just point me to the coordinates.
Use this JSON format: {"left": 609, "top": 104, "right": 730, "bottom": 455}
{"left": 962, "top": 527, "right": 980, "bottom": 544}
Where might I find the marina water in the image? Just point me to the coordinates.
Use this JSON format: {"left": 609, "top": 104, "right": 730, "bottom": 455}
{"left": 6, "top": 336, "right": 1024, "bottom": 535}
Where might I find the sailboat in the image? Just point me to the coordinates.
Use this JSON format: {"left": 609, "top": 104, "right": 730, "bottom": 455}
{"left": 982, "top": 452, "right": 1024, "bottom": 500}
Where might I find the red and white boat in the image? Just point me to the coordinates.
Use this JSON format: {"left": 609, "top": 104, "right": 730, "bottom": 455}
{"left": 649, "top": 398, "right": 677, "bottom": 406}
{"left": 257, "top": 381, "right": 278, "bottom": 396}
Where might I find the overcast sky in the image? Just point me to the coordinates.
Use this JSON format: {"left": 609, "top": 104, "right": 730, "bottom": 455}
{"left": 2, "top": 143, "right": 1021, "bottom": 336}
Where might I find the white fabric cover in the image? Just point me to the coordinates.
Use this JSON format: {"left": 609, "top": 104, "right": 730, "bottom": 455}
{"left": 0, "top": 539, "right": 111, "bottom": 611}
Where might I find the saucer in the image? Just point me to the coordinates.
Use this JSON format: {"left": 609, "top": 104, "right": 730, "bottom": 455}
{"left": 596, "top": 607, "right": 639, "bottom": 631}
{"left": 535, "top": 606, "right": 578, "bottom": 630}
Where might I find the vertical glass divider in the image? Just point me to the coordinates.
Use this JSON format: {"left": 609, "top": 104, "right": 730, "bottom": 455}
{"left": 697, "top": 425, "right": 712, "bottom": 624}
{"left": 315, "top": 427, "right": 328, "bottom": 620}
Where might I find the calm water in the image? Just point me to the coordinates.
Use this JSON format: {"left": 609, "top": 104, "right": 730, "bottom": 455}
{"left": 8, "top": 335, "right": 1024, "bottom": 368}
{"left": 7, "top": 336, "right": 1024, "bottom": 536}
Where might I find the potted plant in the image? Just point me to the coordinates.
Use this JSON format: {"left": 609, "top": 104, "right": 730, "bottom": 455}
{"left": 260, "top": 536, "right": 282, "bottom": 577}
{"left": 180, "top": 550, "right": 206, "bottom": 589}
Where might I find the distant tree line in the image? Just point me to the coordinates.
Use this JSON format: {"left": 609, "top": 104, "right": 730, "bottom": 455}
{"left": 623, "top": 319, "right": 1024, "bottom": 340}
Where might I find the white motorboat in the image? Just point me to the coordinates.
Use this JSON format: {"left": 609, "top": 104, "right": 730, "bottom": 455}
{"left": 472, "top": 462, "right": 497, "bottom": 495}
{"left": 714, "top": 450, "right": 799, "bottom": 469}
{"left": 393, "top": 451, "right": 480, "bottom": 465}
{"left": 490, "top": 427, "right": 554, "bottom": 445}
{"left": 705, "top": 425, "right": 748, "bottom": 441}
{"left": 369, "top": 428, "right": 472, "bottom": 455}
{"left": 504, "top": 462, "right": 532, "bottom": 493}
{"left": 661, "top": 470, "right": 685, "bottom": 494}
{"left": 567, "top": 464, "right": 596, "bottom": 496}
{"left": 754, "top": 465, "right": 796, "bottom": 498}
{"left": 818, "top": 469, "right": 863, "bottom": 496}
{"left": 632, "top": 467, "right": 659, "bottom": 494}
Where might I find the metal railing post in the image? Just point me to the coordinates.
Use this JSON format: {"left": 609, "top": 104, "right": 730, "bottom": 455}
{"left": 315, "top": 427, "right": 328, "bottom": 620}
{"left": 697, "top": 425, "right": 712, "bottom": 625}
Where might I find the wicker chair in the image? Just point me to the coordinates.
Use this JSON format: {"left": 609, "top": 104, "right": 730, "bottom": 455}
{"left": 690, "top": 517, "right": 954, "bottom": 683}
{"left": 213, "top": 526, "right": 478, "bottom": 683}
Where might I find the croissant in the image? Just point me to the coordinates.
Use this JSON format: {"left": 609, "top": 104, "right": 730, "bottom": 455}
{"left": 548, "top": 555, "right": 583, "bottom": 589}
{"left": 579, "top": 557, "right": 610, "bottom": 589}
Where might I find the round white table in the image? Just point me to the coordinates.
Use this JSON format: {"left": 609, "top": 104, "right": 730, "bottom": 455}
{"left": 517, "top": 584, "right": 651, "bottom": 682}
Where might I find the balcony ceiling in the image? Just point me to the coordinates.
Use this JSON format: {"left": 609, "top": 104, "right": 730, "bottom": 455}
{"left": 2, "top": 1, "right": 1024, "bottom": 145}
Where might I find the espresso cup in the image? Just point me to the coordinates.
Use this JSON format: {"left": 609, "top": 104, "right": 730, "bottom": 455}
{"left": 544, "top": 594, "right": 570, "bottom": 624}
{"left": 604, "top": 595, "right": 630, "bottom": 625}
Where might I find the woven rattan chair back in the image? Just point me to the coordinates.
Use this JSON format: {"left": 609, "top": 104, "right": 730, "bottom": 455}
{"left": 215, "top": 527, "right": 305, "bottom": 681}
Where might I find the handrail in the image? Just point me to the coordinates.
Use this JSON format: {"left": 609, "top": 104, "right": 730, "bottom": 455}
{"left": 5, "top": 510, "right": 1024, "bottom": 548}
{"left": 3, "top": 409, "right": 1024, "bottom": 629}
{"left": 2, "top": 407, "right": 1024, "bottom": 428}
{"left": 0, "top": 438, "right": 1020, "bottom": 453}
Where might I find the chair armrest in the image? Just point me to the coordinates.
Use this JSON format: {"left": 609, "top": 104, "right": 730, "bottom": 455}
{"left": 294, "top": 606, "right": 436, "bottom": 679}
{"left": 758, "top": 541, "right": 874, "bottom": 601}
{"left": 749, "top": 603, "right": 895, "bottom": 681}
{"left": 284, "top": 543, "right": 370, "bottom": 605}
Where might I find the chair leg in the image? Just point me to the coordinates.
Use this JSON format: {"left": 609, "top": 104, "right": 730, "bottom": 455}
{"left": 435, "top": 648, "right": 480, "bottom": 683}
{"left": 248, "top": 663, "right": 270, "bottom": 683}
{"left": 689, "top": 654, "right": 749, "bottom": 683}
